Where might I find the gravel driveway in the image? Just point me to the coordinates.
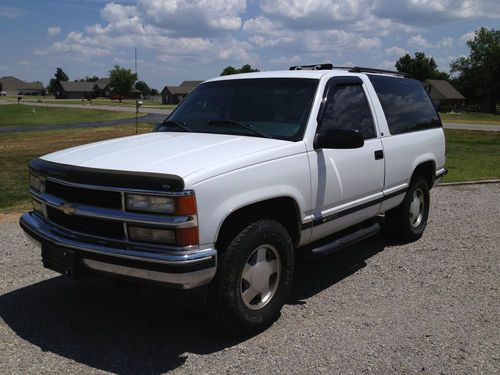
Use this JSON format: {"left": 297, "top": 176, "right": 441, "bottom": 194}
{"left": 1, "top": 184, "right": 498, "bottom": 374}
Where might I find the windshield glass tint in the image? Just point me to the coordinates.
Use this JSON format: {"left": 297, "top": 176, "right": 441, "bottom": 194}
{"left": 368, "top": 74, "right": 441, "bottom": 135}
{"left": 165, "top": 78, "right": 318, "bottom": 141}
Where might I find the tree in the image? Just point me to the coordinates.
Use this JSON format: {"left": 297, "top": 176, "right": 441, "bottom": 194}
{"left": 150, "top": 88, "right": 159, "bottom": 96}
{"left": 47, "top": 67, "right": 69, "bottom": 94}
{"left": 221, "top": 66, "right": 237, "bottom": 76}
{"left": 395, "top": 52, "right": 449, "bottom": 81}
{"left": 135, "top": 80, "right": 151, "bottom": 96}
{"left": 0, "top": 81, "right": 3, "bottom": 92}
{"left": 239, "top": 64, "right": 259, "bottom": 74}
{"left": 55, "top": 68, "right": 69, "bottom": 82}
{"left": 109, "top": 65, "right": 137, "bottom": 102}
{"left": 450, "top": 27, "right": 500, "bottom": 113}
{"left": 80, "top": 75, "right": 99, "bottom": 82}
{"left": 220, "top": 64, "right": 260, "bottom": 76}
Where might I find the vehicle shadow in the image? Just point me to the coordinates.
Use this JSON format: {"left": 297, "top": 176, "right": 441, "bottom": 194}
{"left": 0, "top": 225, "right": 394, "bottom": 374}
{"left": 290, "top": 223, "right": 391, "bottom": 305}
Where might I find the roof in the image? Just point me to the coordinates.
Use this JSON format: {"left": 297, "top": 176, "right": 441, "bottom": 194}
{"left": 205, "top": 70, "right": 346, "bottom": 83}
{"left": 425, "top": 79, "right": 465, "bottom": 100}
{"left": 94, "top": 78, "right": 111, "bottom": 90}
{"left": 59, "top": 81, "right": 96, "bottom": 93}
{"left": 180, "top": 80, "right": 204, "bottom": 87}
{"left": 162, "top": 85, "right": 194, "bottom": 95}
{"left": 0, "top": 76, "right": 44, "bottom": 90}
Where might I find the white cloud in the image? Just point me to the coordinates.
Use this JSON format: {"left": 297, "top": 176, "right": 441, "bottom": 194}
{"left": 407, "top": 35, "right": 453, "bottom": 49}
{"left": 377, "top": 60, "right": 396, "bottom": 70}
{"left": 385, "top": 46, "right": 409, "bottom": 56}
{"left": 439, "top": 36, "right": 453, "bottom": 48}
{"left": 408, "top": 34, "right": 434, "bottom": 48}
{"left": 48, "top": 26, "right": 61, "bottom": 36}
{"left": 0, "top": 6, "right": 25, "bottom": 19}
{"left": 374, "top": 0, "right": 500, "bottom": 26}
{"left": 31, "top": 0, "right": 495, "bottom": 86}
{"left": 460, "top": 30, "right": 476, "bottom": 43}
{"left": 141, "top": 0, "right": 246, "bottom": 32}
{"left": 260, "top": 0, "right": 367, "bottom": 23}
{"left": 270, "top": 55, "right": 301, "bottom": 66}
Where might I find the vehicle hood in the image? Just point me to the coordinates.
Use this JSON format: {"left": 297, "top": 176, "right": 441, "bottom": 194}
{"left": 41, "top": 132, "right": 303, "bottom": 186}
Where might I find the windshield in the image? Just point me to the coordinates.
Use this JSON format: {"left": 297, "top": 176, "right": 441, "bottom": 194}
{"left": 158, "top": 78, "right": 318, "bottom": 141}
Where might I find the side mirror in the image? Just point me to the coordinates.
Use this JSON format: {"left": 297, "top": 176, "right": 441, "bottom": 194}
{"left": 314, "top": 128, "right": 364, "bottom": 149}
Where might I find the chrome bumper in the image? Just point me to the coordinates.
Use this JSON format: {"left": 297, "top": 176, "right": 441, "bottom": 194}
{"left": 434, "top": 168, "right": 448, "bottom": 186}
{"left": 20, "top": 212, "right": 217, "bottom": 289}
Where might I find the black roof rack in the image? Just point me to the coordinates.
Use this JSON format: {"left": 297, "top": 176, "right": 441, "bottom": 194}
{"left": 348, "top": 66, "right": 409, "bottom": 77}
{"left": 288, "top": 63, "right": 410, "bottom": 77}
{"left": 289, "top": 63, "right": 333, "bottom": 70}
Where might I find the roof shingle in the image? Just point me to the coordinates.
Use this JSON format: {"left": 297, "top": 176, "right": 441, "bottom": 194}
{"left": 425, "top": 79, "right": 465, "bottom": 100}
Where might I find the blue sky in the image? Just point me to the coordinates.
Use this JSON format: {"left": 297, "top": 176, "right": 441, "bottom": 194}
{"left": 0, "top": 0, "right": 499, "bottom": 89}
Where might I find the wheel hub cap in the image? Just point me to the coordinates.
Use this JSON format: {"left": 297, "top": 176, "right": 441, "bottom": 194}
{"left": 240, "top": 245, "right": 281, "bottom": 310}
{"left": 409, "top": 188, "right": 425, "bottom": 228}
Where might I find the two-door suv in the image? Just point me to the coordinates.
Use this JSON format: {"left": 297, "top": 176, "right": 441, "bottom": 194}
{"left": 20, "top": 64, "right": 446, "bottom": 334}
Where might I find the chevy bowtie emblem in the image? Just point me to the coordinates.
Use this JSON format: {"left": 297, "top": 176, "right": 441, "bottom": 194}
{"left": 58, "top": 202, "right": 77, "bottom": 215}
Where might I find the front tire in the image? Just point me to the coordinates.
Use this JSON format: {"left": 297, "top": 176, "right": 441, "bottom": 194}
{"left": 386, "top": 177, "right": 430, "bottom": 242}
{"left": 207, "top": 219, "right": 294, "bottom": 335}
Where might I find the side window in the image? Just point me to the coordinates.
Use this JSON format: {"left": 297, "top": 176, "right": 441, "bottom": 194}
{"left": 368, "top": 75, "right": 441, "bottom": 135}
{"left": 321, "top": 84, "right": 375, "bottom": 139}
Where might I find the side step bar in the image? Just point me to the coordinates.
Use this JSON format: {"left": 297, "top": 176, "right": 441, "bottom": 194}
{"left": 308, "top": 221, "right": 380, "bottom": 258}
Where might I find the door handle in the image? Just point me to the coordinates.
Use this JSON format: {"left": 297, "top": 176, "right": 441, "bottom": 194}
{"left": 374, "top": 150, "right": 384, "bottom": 160}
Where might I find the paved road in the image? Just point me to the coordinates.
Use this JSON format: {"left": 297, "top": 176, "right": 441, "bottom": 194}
{"left": 0, "top": 184, "right": 498, "bottom": 374}
{"left": 16, "top": 101, "right": 172, "bottom": 115}
{"left": 0, "top": 113, "right": 166, "bottom": 134}
{"left": 443, "top": 122, "right": 500, "bottom": 131}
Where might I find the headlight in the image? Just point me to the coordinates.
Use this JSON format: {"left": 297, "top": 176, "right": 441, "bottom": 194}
{"left": 30, "top": 174, "right": 42, "bottom": 191}
{"left": 128, "top": 226, "right": 176, "bottom": 244}
{"left": 126, "top": 194, "right": 174, "bottom": 214}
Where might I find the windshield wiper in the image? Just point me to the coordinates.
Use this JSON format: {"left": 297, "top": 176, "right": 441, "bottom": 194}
{"left": 208, "top": 119, "right": 271, "bottom": 138}
{"left": 157, "top": 119, "right": 193, "bottom": 132}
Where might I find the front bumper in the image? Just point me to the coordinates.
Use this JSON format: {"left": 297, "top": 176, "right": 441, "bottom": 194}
{"left": 434, "top": 167, "right": 448, "bottom": 186}
{"left": 20, "top": 211, "right": 217, "bottom": 289}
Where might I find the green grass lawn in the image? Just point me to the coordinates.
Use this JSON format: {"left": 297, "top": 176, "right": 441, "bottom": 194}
{"left": 0, "top": 123, "right": 155, "bottom": 212}
{"left": 0, "top": 104, "right": 143, "bottom": 128}
{"left": 0, "top": 128, "right": 498, "bottom": 212}
{"left": 1, "top": 96, "right": 176, "bottom": 109}
{"left": 440, "top": 112, "right": 500, "bottom": 125}
{"left": 443, "top": 129, "right": 500, "bottom": 182}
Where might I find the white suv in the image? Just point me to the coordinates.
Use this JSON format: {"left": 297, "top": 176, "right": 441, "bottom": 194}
{"left": 21, "top": 64, "right": 446, "bottom": 334}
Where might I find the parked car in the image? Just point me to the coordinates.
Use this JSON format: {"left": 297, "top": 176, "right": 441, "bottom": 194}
{"left": 111, "top": 94, "right": 125, "bottom": 101}
{"left": 20, "top": 64, "right": 446, "bottom": 334}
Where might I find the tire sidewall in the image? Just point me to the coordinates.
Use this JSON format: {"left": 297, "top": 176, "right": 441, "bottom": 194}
{"left": 227, "top": 220, "right": 294, "bottom": 330}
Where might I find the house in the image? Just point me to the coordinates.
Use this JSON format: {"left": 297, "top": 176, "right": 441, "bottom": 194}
{"left": 161, "top": 80, "right": 203, "bottom": 104}
{"left": 423, "top": 79, "right": 465, "bottom": 112}
{"left": 93, "top": 78, "right": 141, "bottom": 99}
{"left": 55, "top": 81, "right": 96, "bottom": 99}
{"left": 0, "top": 76, "right": 44, "bottom": 96}
{"left": 93, "top": 78, "right": 112, "bottom": 97}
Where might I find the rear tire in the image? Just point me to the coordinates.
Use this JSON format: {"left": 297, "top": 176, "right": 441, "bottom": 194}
{"left": 206, "top": 219, "right": 294, "bottom": 335}
{"left": 386, "top": 177, "right": 430, "bottom": 242}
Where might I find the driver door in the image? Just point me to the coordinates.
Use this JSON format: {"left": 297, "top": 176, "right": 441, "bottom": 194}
{"left": 308, "top": 76, "right": 385, "bottom": 242}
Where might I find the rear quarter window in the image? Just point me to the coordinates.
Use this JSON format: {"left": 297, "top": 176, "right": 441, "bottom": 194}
{"left": 368, "top": 75, "right": 441, "bottom": 135}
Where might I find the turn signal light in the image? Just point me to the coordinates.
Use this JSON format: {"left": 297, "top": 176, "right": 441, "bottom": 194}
{"left": 176, "top": 227, "right": 199, "bottom": 246}
{"left": 175, "top": 195, "right": 197, "bottom": 216}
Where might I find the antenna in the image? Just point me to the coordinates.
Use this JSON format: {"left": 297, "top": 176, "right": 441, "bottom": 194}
{"left": 134, "top": 47, "right": 137, "bottom": 76}
{"left": 135, "top": 46, "right": 138, "bottom": 134}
